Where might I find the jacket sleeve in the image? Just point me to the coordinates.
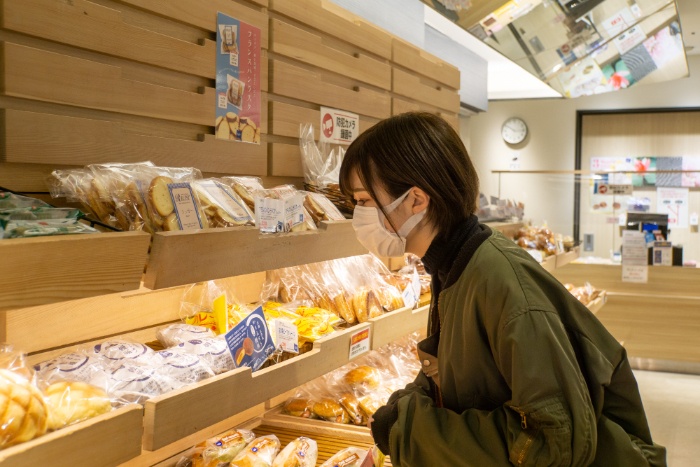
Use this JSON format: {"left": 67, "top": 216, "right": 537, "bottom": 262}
{"left": 388, "top": 308, "right": 597, "bottom": 466}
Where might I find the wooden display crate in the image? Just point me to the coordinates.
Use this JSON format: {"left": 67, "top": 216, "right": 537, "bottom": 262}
{"left": 586, "top": 292, "right": 607, "bottom": 315}
{"left": 143, "top": 221, "right": 367, "bottom": 290}
{"left": 370, "top": 304, "right": 429, "bottom": 350}
{"left": 0, "top": 405, "right": 143, "bottom": 467}
{"left": 555, "top": 246, "right": 580, "bottom": 269}
{"left": 142, "top": 323, "right": 371, "bottom": 450}
{"left": 0, "top": 231, "right": 150, "bottom": 311}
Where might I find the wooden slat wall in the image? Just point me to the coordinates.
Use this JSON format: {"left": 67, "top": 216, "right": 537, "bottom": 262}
{"left": 0, "top": 0, "right": 270, "bottom": 193}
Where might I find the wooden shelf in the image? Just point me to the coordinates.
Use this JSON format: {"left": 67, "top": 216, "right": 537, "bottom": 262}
{"left": 486, "top": 221, "right": 523, "bottom": 239}
{"left": 142, "top": 304, "right": 427, "bottom": 451}
{"left": 0, "top": 231, "right": 151, "bottom": 311}
{"left": 0, "top": 405, "right": 143, "bottom": 467}
{"left": 555, "top": 246, "right": 580, "bottom": 269}
{"left": 143, "top": 220, "right": 367, "bottom": 290}
{"left": 586, "top": 292, "right": 607, "bottom": 315}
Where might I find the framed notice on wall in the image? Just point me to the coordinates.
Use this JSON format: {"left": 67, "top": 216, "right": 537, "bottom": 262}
{"left": 215, "top": 12, "right": 261, "bottom": 144}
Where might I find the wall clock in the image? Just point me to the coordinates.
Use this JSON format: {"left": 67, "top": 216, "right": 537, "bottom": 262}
{"left": 501, "top": 117, "right": 528, "bottom": 145}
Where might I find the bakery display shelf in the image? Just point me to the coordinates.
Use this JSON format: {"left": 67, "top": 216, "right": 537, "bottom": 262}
{"left": 555, "top": 246, "right": 581, "bottom": 269}
{"left": 0, "top": 405, "right": 143, "bottom": 467}
{"left": 0, "top": 230, "right": 151, "bottom": 311}
{"left": 143, "top": 220, "right": 366, "bottom": 290}
{"left": 142, "top": 304, "right": 428, "bottom": 451}
{"left": 586, "top": 292, "right": 607, "bottom": 315}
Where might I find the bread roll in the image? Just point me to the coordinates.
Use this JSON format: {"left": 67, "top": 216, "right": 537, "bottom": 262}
{"left": 156, "top": 324, "right": 215, "bottom": 348}
{"left": 312, "top": 399, "right": 350, "bottom": 424}
{"left": 339, "top": 393, "right": 366, "bottom": 426}
{"left": 0, "top": 369, "right": 48, "bottom": 447}
{"left": 92, "top": 340, "right": 154, "bottom": 366}
{"left": 34, "top": 352, "right": 109, "bottom": 389}
{"left": 343, "top": 365, "right": 381, "bottom": 390}
{"left": 44, "top": 381, "right": 111, "bottom": 431}
{"left": 283, "top": 398, "right": 313, "bottom": 418}
{"left": 272, "top": 436, "right": 318, "bottom": 467}
{"left": 230, "top": 434, "right": 281, "bottom": 467}
{"left": 106, "top": 361, "right": 173, "bottom": 404}
{"left": 176, "top": 337, "right": 235, "bottom": 375}
{"left": 194, "top": 429, "right": 256, "bottom": 464}
{"left": 358, "top": 395, "right": 381, "bottom": 418}
{"left": 153, "top": 349, "right": 215, "bottom": 389}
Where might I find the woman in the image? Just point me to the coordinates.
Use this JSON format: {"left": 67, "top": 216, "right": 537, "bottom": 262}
{"left": 339, "top": 112, "right": 666, "bottom": 466}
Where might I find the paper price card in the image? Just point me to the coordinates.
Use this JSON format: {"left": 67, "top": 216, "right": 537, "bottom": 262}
{"left": 168, "top": 183, "right": 203, "bottom": 230}
{"left": 349, "top": 327, "right": 371, "bottom": 360}
{"left": 274, "top": 318, "right": 299, "bottom": 354}
{"left": 225, "top": 306, "right": 275, "bottom": 371}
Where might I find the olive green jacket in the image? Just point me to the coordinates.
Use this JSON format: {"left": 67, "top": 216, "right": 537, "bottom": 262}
{"left": 388, "top": 228, "right": 666, "bottom": 466}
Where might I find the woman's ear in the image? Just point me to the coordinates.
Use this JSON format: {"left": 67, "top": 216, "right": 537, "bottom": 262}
{"left": 410, "top": 187, "right": 430, "bottom": 214}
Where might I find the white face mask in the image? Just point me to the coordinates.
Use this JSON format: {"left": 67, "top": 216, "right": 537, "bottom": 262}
{"left": 352, "top": 190, "right": 426, "bottom": 257}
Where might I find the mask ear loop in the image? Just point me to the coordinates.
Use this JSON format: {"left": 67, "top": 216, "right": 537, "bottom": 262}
{"left": 376, "top": 190, "right": 412, "bottom": 234}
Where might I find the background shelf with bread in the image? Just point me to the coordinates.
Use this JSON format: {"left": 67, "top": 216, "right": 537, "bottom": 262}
{"left": 0, "top": 0, "right": 463, "bottom": 465}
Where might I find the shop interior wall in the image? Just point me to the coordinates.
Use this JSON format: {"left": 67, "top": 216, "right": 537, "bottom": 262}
{"left": 464, "top": 54, "right": 700, "bottom": 240}
{"left": 580, "top": 111, "right": 700, "bottom": 263}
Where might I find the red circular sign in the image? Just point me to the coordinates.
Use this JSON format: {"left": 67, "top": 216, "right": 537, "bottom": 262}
{"left": 599, "top": 185, "right": 608, "bottom": 194}
{"left": 322, "top": 113, "right": 334, "bottom": 138}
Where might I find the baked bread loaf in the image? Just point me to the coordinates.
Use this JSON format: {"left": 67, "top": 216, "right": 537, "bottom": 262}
{"left": 312, "top": 399, "right": 350, "bottom": 424}
{"left": 272, "top": 436, "right": 318, "bottom": 467}
{"left": 351, "top": 289, "right": 383, "bottom": 323}
{"left": 343, "top": 365, "right": 381, "bottom": 390}
{"left": 333, "top": 293, "right": 356, "bottom": 325}
{"left": 230, "top": 434, "right": 281, "bottom": 467}
{"left": 282, "top": 398, "right": 313, "bottom": 418}
{"left": 358, "top": 395, "right": 381, "bottom": 418}
{"left": 339, "top": 392, "right": 366, "bottom": 426}
{"left": 319, "top": 447, "right": 367, "bottom": 467}
{"left": 44, "top": 381, "right": 111, "bottom": 431}
{"left": 193, "top": 429, "right": 256, "bottom": 465}
{"left": 0, "top": 369, "right": 48, "bottom": 448}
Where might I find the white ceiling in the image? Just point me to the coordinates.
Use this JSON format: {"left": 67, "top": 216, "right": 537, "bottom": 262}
{"left": 425, "top": 0, "right": 699, "bottom": 101}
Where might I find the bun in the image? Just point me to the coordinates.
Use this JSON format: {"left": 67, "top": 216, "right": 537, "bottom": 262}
{"left": 319, "top": 447, "right": 366, "bottom": 467}
{"left": 149, "top": 176, "right": 175, "bottom": 217}
{"left": 339, "top": 393, "right": 365, "bottom": 426}
{"left": 333, "top": 293, "right": 356, "bottom": 324}
{"left": 312, "top": 399, "right": 350, "bottom": 423}
{"left": 0, "top": 369, "right": 48, "bottom": 447}
{"left": 343, "top": 365, "right": 381, "bottom": 389}
{"left": 358, "top": 395, "right": 381, "bottom": 417}
{"left": 44, "top": 381, "right": 111, "bottom": 431}
{"left": 230, "top": 434, "right": 281, "bottom": 467}
{"left": 283, "top": 398, "right": 313, "bottom": 418}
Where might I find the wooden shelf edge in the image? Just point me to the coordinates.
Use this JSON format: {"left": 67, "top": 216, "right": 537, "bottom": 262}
{"left": 143, "top": 220, "right": 367, "bottom": 290}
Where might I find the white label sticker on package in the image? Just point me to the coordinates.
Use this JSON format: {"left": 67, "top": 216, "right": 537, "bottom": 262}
{"left": 284, "top": 193, "right": 305, "bottom": 231}
{"left": 349, "top": 327, "right": 370, "bottom": 359}
{"left": 168, "top": 183, "right": 203, "bottom": 230}
{"left": 200, "top": 181, "right": 251, "bottom": 222}
{"left": 274, "top": 318, "right": 299, "bottom": 354}
{"left": 402, "top": 286, "right": 417, "bottom": 309}
{"left": 255, "top": 197, "right": 284, "bottom": 233}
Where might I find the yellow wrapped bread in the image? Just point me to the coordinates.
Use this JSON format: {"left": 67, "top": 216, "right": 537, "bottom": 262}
{"left": 44, "top": 381, "right": 112, "bottom": 431}
{"left": 0, "top": 369, "right": 48, "bottom": 448}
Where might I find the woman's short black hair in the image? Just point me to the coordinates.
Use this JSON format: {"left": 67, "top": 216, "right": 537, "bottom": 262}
{"left": 339, "top": 112, "right": 479, "bottom": 238}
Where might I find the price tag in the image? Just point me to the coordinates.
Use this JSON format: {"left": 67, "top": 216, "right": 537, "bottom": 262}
{"left": 274, "top": 318, "right": 299, "bottom": 354}
{"left": 401, "top": 286, "right": 416, "bottom": 309}
{"left": 349, "top": 327, "right": 370, "bottom": 360}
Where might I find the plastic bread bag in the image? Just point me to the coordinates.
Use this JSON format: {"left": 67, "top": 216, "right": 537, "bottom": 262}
{"left": 157, "top": 323, "right": 216, "bottom": 348}
{"left": 230, "top": 434, "right": 281, "bottom": 467}
{"left": 43, "top": 380, "right": 112, "bottom": 431}
{"left": 220, "top": 175, "right": 265, "bottom": 211}
{"left": 0, "top": 367, "right": 49, "bottom": 448}
{"left": 320, "top": 447, "right": 368, "bottom": 467}
{"left": 255, "top": 186, "right": 316, "bottom": 233}
{"left": 47, "top": 168, "right": 90, "bottom": 203}
{"left": 302, "top": 191, "right": 346, "bottom": 225}
{"left": 299, "top": 123, "right": 344, "bottom": 188}
{"left": 180, "top": 280, "right": 248, "bottom": 336}
{"left": 187, "top": 429, "right": 257, "bottom": 465}
{"left": 91, "top": 339, "right": 157, "bottom": 368}
{"left": 192, "top": 179, "right": 255, "bottom": 228}
{"left": 152, "top": 347, "right": 216, "bottom": 390}
{"left": 33, "top": 350, "right": 112, "bottom": 392}
{"left": 310, "top": 262, "right": 356, "bottom": 325}
{"left": 274, "top": 266, "right": 313, "bottom": 305}
{"left": 142, "top": 165, "right": 206, "bottom": 232}
{"left": 175, "top": 336, "right": 235, "bottom": 375}
{"left": 272, "top": 436, "right": 318, "bottom": 467}
{"left": 2, "top": 217, "right": 100, "bottom": 239}
{"left": 104, "top": 359, "right": 174, "bottom": 405}
{"left": 325, "top": 261, "right": 358, "bottom": 325}
{"left": 0, "top": 344, "right": 33, "bottom": 381}
{"left": 0, "top": 192, "right": 52, "bottom": 211}
{"left": 291, "top": 305, "right": 342, "bottom": 343}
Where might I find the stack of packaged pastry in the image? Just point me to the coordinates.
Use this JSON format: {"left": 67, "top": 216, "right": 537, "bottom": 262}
{"left": 264, "top": 255, "right": 406, "bottom": 326}
{"left": 282, "top": 333, "right": 421, "bottom": 426}
{"left": 563, "top": 283, "right": 606, "bottom": 307}
{"left": 514, "top": 225, "right": 561, "bottom": 258}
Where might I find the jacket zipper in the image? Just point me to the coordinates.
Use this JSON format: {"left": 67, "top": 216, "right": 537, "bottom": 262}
{"left": 510, "top": 406, "right": 533, "bottom": 466}
{"left": 435, "top": 292, "right": 444, "bottom": 408}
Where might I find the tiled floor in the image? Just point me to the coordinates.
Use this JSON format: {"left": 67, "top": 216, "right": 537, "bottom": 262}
{"left": 634, "top": 370, "right": 700, "bottom": 466}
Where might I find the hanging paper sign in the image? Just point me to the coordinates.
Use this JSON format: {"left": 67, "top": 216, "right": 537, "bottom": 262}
{"left": 320, "top": 107, "right": 359, "bottom": 145}
{"left": 216, "top": 12, "right": 261, "bottom": 144}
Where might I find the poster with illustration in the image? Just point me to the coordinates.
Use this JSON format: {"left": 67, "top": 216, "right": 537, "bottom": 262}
{"left": 215, "top": 12, "right": 261, "bottom": 144}
{"left": 631, "top": 157, "right": 656, "bottom": 186}
{"left": 682, "top": 156, "right": 700, "bottom": 187}
{"left": 657, "top": 187, "right": 689, "bottom": 228}
{"left": 643, "top": 22, "right": 684, "bottom": 68}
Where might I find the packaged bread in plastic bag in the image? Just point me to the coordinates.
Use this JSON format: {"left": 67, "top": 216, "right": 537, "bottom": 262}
{"left": 272, "top": 436, "right": 318, "bottom": 467}
{"left": 152, "top": 347, "right": 216, "bottom": 390}
{"left": 230, "top": 434, "right": 281, "bottom": 467}
{"left": 180, "top": 280, "right": 250, "bottom": 336}
{"left": 43, "top": 381, "right": 112, "bottom": 431}
{"left": 157, "top": 323, "right": 216, "bottom": 348}
{"left": 303, "top": 191, "right": 346, "bottom": 226}
{"left": 194, "top": 429, "right": 256, "bottom": 465}
{"left": 0, "top": 345, "right": 49, "bottom": 447}
{"left": 220, "top": 175, "right": 265, "bottom": 211}
{"left": 142, "top": 165, "right": 205, "bottom": 232}
{"left": 192, "top": 179, "right": 255, "bottom": 228}
{"left": 320, "top": 447, "right": 368, "bottom": 467}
